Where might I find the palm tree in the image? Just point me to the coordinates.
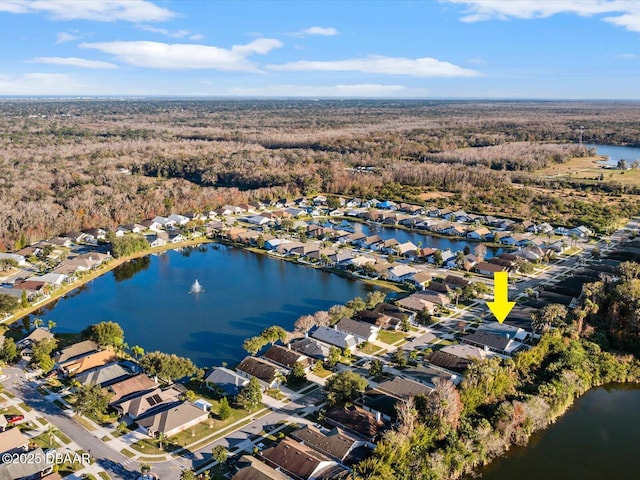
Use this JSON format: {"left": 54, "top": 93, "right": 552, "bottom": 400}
{"left": 131, "top": 345, "right": 145, "bottom": 359}
{"left": 32, "top": 317, "right": 43, "bottom": 329}
{"left": 45, "top": 425, "right": 59, "bottom": 447}
{"left": 155, "top": 432, "right": 167, "bottom": 451}
{"left": 47, "top": 320, "right": 56, "bottom": 331}
{"left": 274, "top": 371, "right": 287, "bottom": 390}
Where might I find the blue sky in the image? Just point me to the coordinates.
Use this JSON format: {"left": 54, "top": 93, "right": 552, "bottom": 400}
{"left": 1, "top": 0, "right": 639, "bottom": 98}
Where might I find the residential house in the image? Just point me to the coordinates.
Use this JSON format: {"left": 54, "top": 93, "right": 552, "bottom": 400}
{"left": 335, "top": 318, "right": 379, "bottom": 343}
{"left": 16, "top": 328, "right": 54, "bottom": 359}
{"left": 262, "top": 345, "right": 311, "bottom": 371}
{"left": 30, "top": 273, "right": 67, "bottom": 287}
{"left": 346, "top": 256, "right": 376, "bottom": 269}
{"left": 137, "top": 401, "right": 209, "bottom": 437}
{"left": 439, "top": 343, "right": 500, "bottom": 362}
{"left": 0, "top": 428, "right": 29, "bottom": 455}
{"left": 395, "top": 295, "right": 438, "bottom": 314}
{"left": 260, "top": 437, "right": 346, "bottom": 480}
{"left": 247, "top": 215, "right": 271, "bottom": 226}
{"left": 236, "top": 356, "right": 285, "bottom": 390}
{"left": 408, "top": 270, "right": 433, "bottom": 290}
{"left": 373, "top": 303, "right": 416, "bottom": 327}
{"left": 395, "top": 241, "right": 418, "bottom": 258}
{"left": 205, "top": 367, "right": 249, "bottom": 397}
{"left": 569, "top": 225, "right": 593, "bottom": 240}
{"left": 424, "top": 350, "right": 472, "bottom": 373}
{"left": 467, "top": 227, "right": 492, "bottom": 240}
{"left": 311, "top": 326, "right": 358, "bottom": 352}
{"left": 140, "top": 219, "right": 162, "bottom": 231}
{"left": 375, "top": 377, "right": 433, "bottom": 398}
{"left": 461, "top": 331, "right": 524, "bottom": 355}
{"left": 106, "top": 374, "right": 158, "bottom": 404}
{"left": 290, "top": 338, "right": 330, "bottom": 360}
{"left": 291, "top": 425, "right": 370, "bottom": 465}
{"left": 325, "top": 406, "right": 386, "bottom": 442}
{"left": 75, "top": 362, "right": 131, "bottom": 387}
{"left": 0, "top": 252, "right": 27, "bottom": 266}
{"left": 362, "top": 235, "right": 384, "bottom": 251}
{"left": 443, "top": 275, "right": 471, "bottom": 289}
{"left": 386, "top": 265, "right": 418, "bottom": 283}
{"left": 476, "top": 321, "right": 529, "bottom": 342}
{"left": 0, "top": 448, "right": 54, "bottom": 480}
{"left": 53, "top": 340, "right": 100, "bottom": 365}
{"left": 114, "top": 387, "right": 181, "bottom": 420}
{"left": 153, "top": 216, "right": 176, "bottom": 228}
{"left": 546, "top": 240, "right": 568, "bottom": 253}
{"left": 232, "top": 455, "right": 289, "bottom": 480}
{"left": 58, "top": 349, "right": 118, "bottom": 377}
{"left": 376, "top": 200, "right": 397, "bottom": 210}
{"left": 475, "top": 261, "right": 508, "bottom": 276}
{"left": 402, "top": 365, "right": 459, "bottom": 388}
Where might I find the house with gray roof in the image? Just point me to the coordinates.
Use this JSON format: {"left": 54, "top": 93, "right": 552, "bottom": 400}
{"left": 75, "top": 362, "right": 131, "bottom": 387}
{"left": 311, "top": 326, "right": 358, "bottom": 352}
{"left": 335, "top": 318, "right": 379, "bottom": 343}
{"left": 137, "top": 401, "right": 209, "bottom": 437}
{"left": 205, "top": 367, "right": 249, "bottom": 397}
{"left": 290, "top": 338, "right": 330, "bottom": 360}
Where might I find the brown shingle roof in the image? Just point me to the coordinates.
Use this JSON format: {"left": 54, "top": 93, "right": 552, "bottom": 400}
{"left": 263, "top": 345, "right": 309, "bottom": 370}
{"left": 53, "top": 340, "right": 100, "bottom": 364}
{"left": 232, "top": 455, "right": 289, "bottom": 480}
{"left": 325, "top": 406, "right": 386, "bottom": 441}
{"left": 260, "top": 437, "right": 335, "bottom": 480}
{"left": 236, "top": 356, "right": 280, "bottom": 384}
{"left": 60, "top": 349, "right": 117, "bottom": 376}
{"left": 107, "top": 374, "right": 158, "bottom": 404}
{"left": 291, "top": 426, "right": 358, "bottom": 462}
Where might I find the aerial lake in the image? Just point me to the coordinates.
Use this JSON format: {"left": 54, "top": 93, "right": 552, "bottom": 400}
{"left": 37, "top": 244, "right": 374, "bottom": 367}
{"left": 470, "top": 383, "right": 640, "bottom": 480}
{"left": 587, "top": 143, "right": 640, "bottom": 166}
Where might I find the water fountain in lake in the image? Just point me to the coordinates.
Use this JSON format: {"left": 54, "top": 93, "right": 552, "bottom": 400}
{"left": 189, "top": 279, "right": 204, "bottom": 294}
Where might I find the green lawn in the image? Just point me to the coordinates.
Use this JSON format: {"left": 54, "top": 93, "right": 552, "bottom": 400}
{"left": 312, "top": 365, "right": 334, "bottom": 378}
{"left": 377, "top": 330, "right": 407, "bottom": 345}
{"left": 30, "top": 431, "right": 61, "bottom": 449}
{"left": 359, "top": 342, "right": 385, "bottom": 355}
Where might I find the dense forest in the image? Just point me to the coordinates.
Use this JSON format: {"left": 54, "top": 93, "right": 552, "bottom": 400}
{"left": 1, "top": 99, "right": 640, "bottom": 249}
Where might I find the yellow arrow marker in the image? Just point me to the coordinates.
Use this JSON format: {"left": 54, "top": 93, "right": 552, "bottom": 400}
{"left": 487, "top": 271, "right": 515, "bottom": 324}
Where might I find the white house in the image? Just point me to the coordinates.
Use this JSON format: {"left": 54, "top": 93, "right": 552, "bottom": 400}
{"left": 168, "top": 214, "right": 190, "bottom": 225}
{"left": 387, "top": 265, "right": 419, "bottom": 282}
{"left": 0, "top": 252, "right": 27, "bottom": 266}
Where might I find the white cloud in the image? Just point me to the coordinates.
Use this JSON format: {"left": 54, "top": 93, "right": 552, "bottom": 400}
{"left": 615, "top": 52, "right": 639, "bottom": 59}
{"left": 267, "top": 55, "right": 479, "bottom": 77}
{"left": 0, "top": 0, "right": 175, "bottom": 22}
{"left": 0, "top": 72, "right": 87, "bottom": 95}
{"left": 80, "top": 39, "right": 283, "bottom": 71}
{"left": 303, "top": 26, "right": 340, "bottom": 36}
{"left": 227, "top": 84, "right": 414, "bottom": 97}
{"left": 446, "top": 0, "right": 640, "bottom": 32}
{"left": 289, "top": 26, "right": 340, "bottom": 38}
{"left": 138, "top": 24, "right": 203, "bottom": 40}
{"left": 29, "top": 57, "right": 119, "bottom": 69}
{"left": 56, "top": 31, "right": 82, "bottom": 44}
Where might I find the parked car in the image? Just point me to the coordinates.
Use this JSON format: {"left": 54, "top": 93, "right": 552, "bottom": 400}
{"left": 5, "top": 414, "right": 24, "bottom": 424}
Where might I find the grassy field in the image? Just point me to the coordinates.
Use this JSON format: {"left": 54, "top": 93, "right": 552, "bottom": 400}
{"left": 536, "top": 155, "right": 640, "bottom": 186}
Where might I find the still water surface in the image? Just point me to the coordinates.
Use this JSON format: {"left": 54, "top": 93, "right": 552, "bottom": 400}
{"left": 39, "top": 245, "right": 373, "bottom": 367}
{"left": 587, "top": 143, "right": 640, "bottom": 166}
{"left": 470, "top": 383, "right": 640, "bottom": 480}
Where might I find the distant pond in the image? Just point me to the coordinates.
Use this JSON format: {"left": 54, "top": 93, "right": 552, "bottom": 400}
{"left": 587, "top": 143, "right": 640, "bottom": 166}
{"left": 36, "top": 244, "right": 375, "bottom": 367}
{"left": 469, "top": 383, "right": 640, "bottom": 480}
